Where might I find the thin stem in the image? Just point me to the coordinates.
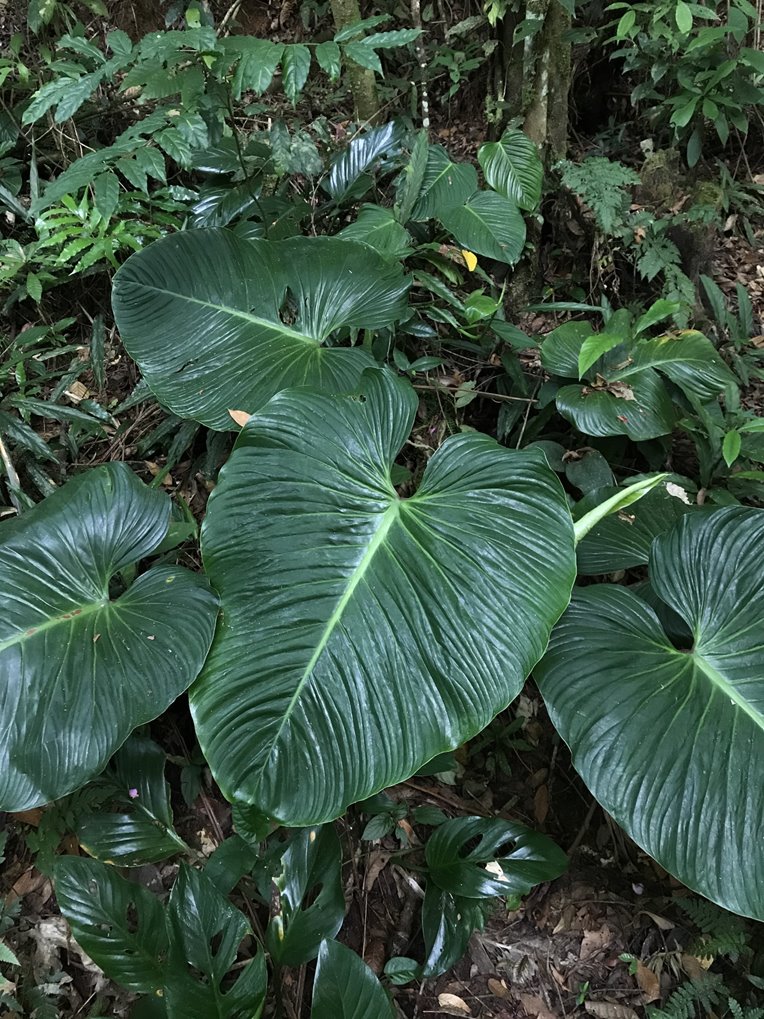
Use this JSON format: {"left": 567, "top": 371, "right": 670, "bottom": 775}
{"left": 0, "top": 436, "right": 23, "bottom": 514}
{"left": 411, "top": 383, "right": 537, "bottom": 404}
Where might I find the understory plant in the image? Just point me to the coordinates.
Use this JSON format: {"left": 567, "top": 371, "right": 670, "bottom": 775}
{"left": 1, "top": 3, "right": 763, "bottom": 1012}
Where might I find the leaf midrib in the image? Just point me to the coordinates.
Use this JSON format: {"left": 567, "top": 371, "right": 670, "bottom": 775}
{"left": 125, "top": 285, "right": 321, "bottom": 347}
{"left": 0, "top": 596, "right": 108, "bottom": 653}
{"left": 689, "top": 650, "right": 764, "bottom": 731}
{"left": 260, "top": 497, "right": 401, "bottom": 778}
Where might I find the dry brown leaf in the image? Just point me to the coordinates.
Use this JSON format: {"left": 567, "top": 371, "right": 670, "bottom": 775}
{"left": 534, "top": 784, "right": 549, "bottom": 825}
{"left": 580, "top": 927, "right": 613, "bottom": 960}
{"left": 518, "top": 992, "right": 556, "bottom": 1019}
{"left": 228, "top": 409, "right": 251, "bottom": 427}
{"left": 488, "top": 978, "right": 509, "bottom": 999}
{"left": 635, "top": 960, "right": 661, "bottom": 1002}
{"left": 437, "top": 992, "right": 471, "bottom": 1015}
{"left": 641, "top": 910, "right": 674, "bottom": 931}
{"left": 11, "top": 808, "right": 44, "bottom": 827}
{"left": 585, "top": 1002, "right": 640, "bottom": 1018}
{"left": 364, "top": 849, "right": 391, "bottom": 892}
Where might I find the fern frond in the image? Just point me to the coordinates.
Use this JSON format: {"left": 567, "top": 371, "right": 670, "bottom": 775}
{"left": 648, "top": 973, "right": 725, "bottom": 1019}
{"left": 679, "top": 898, "right": 749, "bottom": 962}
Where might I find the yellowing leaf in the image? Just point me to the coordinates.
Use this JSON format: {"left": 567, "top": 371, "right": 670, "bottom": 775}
{"left": 461, "top": 249, "right": 478, "bottom": 272}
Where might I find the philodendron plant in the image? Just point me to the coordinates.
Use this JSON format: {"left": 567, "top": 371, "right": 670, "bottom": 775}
{"left": 0, "top": 220, "right": 761, "bottom": 1010}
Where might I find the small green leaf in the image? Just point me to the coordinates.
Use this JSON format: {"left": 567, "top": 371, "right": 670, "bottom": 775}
{"left": 616, "top": 9, "right": 636, "bottom": 36}
{"left": 671, "top": 97, "right": 698, "bottom": 128}
{"left": 344, "top": 40, "right": 383, "bottom": 74}
{"left": 722, "top": 429, "right": 742, "bottom": 467}
{"left": 165, "top": 865, "right": 267, "bottom": 1018}
{"left": 266, "top": 826, "right": 344, "bottom": 967}
{"left": 25, "top": 272, "right": 42, "bottom": 303}
{"left": 574, "top": 474, "right": 668, "bottom": 543}
{"left": 0, "top": 943, "right": 19, "bottom": 967}
{"left": 93, "top": 171, "right": 120, "bottom": 221}
{"left": 686, "top": 127, "right": 702, "bottom": 168}
{"left": 78, "top": 737, "right": 189, "bottom": 865}
{"left": 577, "top": 332, "right": 624, "bottom": 378}
{"left": 675, "top": 0, "right": 693, "bottom": 32}
{"left": 282, "top": 44, "right": 311, "bottom": 103}
{"left": 634, "top": 299, "right": 680, "bottom": 335}
{"left": 315, "top": 40, "right": 341, "bottom": 80}
{"left": 425, "top": 816, "right": 568, "bottom": 898}
{"left": 54, "top": 856, "right": 167, "bottom": 993}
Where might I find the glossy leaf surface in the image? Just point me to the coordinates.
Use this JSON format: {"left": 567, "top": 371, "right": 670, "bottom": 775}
{"left": 438, "top": 191, "right": 525, "bottom": 265}
{"left": 575, "top": 477, "right": 701, "bottom": 574}
{"left": 312, "top": 940, "right": 394, "bottom": 1019}
{"left": 0, "top": 463, "right": 218, "bottom": 812}
{"left": 478, "top": 129, "right": 542, "bottom": 211}
{"left": 78, "top": 738, "right": 188, "bottom": 866}
{"left": 542, "top": 322, "right": 734, "bottom": 439}
{"left": 193, "top": 369, "right": 576, "bottom": 824}
{"left": 165, "top": 865, "right": 267, "bottom": 1018}
{"left": 536, "top": 508, "right": 764, "bottom": 920}
{"left": 425, "top": 816, "right": 568, "bottom": 899}
{"left": 411, "top": 144, "right": 477, "bottom": 220}
{"left": 112, "top": 229, "right": 409, "bottom": 430}
{"left": 266, "top": 826, "right": 344, "bottom": 966}
{"left": 55, "top": 856, "right": 167, "bottom": 993}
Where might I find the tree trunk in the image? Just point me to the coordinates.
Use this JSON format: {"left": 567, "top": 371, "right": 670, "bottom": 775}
{"left": 522, "top": 0, "right": 571, "bottom": 160}
{"left": 330, "top": 0, "right": 381, "bottom": 124}
{"left": 490, "top": 0, "right": 572, "bottom": 160}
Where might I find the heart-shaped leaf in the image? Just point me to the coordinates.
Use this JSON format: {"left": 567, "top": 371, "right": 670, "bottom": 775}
{"left": 112, "top": 229, "right": 409, "bottom": 430}
{"left": 192, "top": 369, "right": 576, "bottom": 824}
{"left": 0, "top": 463, "right": 218, "bottom": 812}
{"left": 411, "top": 144, "right": 478, "bottom": 220}
{"left": 536, "top": 507, "right": 764, "bottom": 920}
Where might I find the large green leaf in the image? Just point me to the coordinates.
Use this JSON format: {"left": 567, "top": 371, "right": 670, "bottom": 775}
{"left": 192, "top": 369, "right": 576, "bottom": 825}
{"left": 478, "top": 129, "right": 543, "bottom": 211}
{"left": 0, "top": 463, "right": 218, "bottom": 812}
{"left": 555, "top": 370, "right": 679, "bottom": 440}
{"left": 312, "top": 940, "right": 394, "bottom": 1019}
{"left": 165, "top": 865, "right": 267, "bottom": 1019}
{"left": 55, "top": 856, "right": 167, "bottom": 994}
{"left": 575, "top": 477, "right": 701, "bottom": 575}
{"left": 338, "top": 204, "right": 413, "bottom": 259}
{"left": 536, "top": 508, "right": 764, "bottom": 920}
{"left": 541, "top": 321, "right": 733, "bottom": 438}
{"left": 112, "top": 229, "right": 409, "bottom": 431}
{"left": 410, "top": 144, "right": 478, "bottom": 221}
{"left": 438, "top": 190, "right": 525, "bottom": 265}
{"left": 326, "top": 121, "right": 405, "bottom": 204}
